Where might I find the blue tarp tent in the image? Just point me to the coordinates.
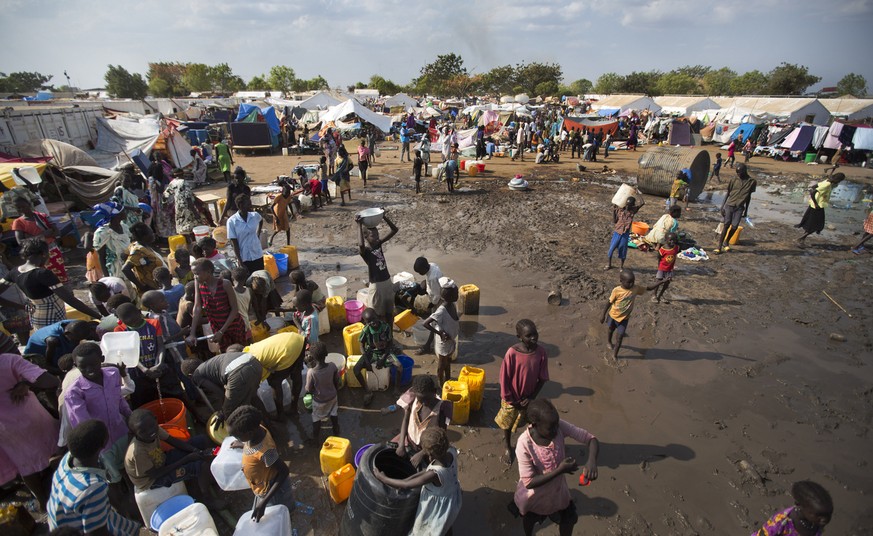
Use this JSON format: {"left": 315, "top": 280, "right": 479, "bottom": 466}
{"left": 235, "top": 104, "right": 280, "bottom": 147}
{"left": 598, "top": 108, "right": 620, "bottom": 117}
{"left": 730, "top": 123, "right": 757, "bottom": 142}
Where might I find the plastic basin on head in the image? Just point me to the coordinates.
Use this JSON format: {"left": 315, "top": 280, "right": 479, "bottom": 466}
{"left": 354, "top": 444, "right": 374, "bottom": 468}
{"left": 344, "top": 300, "right": 364, "bottom": 323}
{"left": 150, "top": 494, "right": 194, "bottom": 530}
{"left": 357, "top": 208, "right": 385, "bottom": 228}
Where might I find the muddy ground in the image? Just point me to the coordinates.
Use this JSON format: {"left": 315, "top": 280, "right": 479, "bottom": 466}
{"left": 57, "top": 142, "right": 872, "bottom": 534}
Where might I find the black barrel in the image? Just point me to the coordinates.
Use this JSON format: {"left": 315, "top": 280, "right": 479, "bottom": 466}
{"left": 636, "top": 147, "right": 711, "bottom": 200}
{"left": 340, "top": 444, "right": 420, "bottom": 536}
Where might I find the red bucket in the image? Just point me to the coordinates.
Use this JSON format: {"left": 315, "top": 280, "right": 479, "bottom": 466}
{"left": 141, "top": 398, "right": 190, "bottom": 451}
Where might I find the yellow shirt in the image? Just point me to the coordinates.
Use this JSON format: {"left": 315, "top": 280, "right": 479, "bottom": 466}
{"left": 245, "top": 332, "right": 305, "bottom": 381}
{"left": 609, "top": 285, "right": 646, "bottom": 322}
{"left": 809, "top": 180, "right": 833, "bottom": 209}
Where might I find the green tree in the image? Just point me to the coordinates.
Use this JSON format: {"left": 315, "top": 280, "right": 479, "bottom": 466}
{"left": 765, "top": 63, "right": 821, "bottom": 95}
{"left": 566, "top": 78, "right": 593, "bottom": 96}
{"left": 146, "top": 62, "right": 188, "bottom": 96}
{"left": 675, "top": 65, "right": 711, "bottom": 79}
{"left": 702, "top": 67, "right": 737, "bottom": 96}
{"left": 515, "top": 62, "right": 563, "bottom": 96}
{"left": 104, "top": 65, "right": 147, "bottom": 99}
{"left": 227, "top": 75, "right": 246, "bottom": 93}
{"left": 729, "top": 70, "right": 768, "bottom": 95}
{"left": 182, "top": 63, "right": 211, "bottom": 92}
{"left": 0, "top": 71, "right": 53, "bottom": 93}
{"left": 479, "top": 65, "right": 517, "bottom": 95}
{"left": 247, "top": 75, "right": 268, "bottom": 90}
{"left": 208, "top": 63, "right": 237, "bottom": 93}
{"left": 654, "top": 72, "right": 699, "bottom": 95}
{"left": 836, "top": 73, "right": 868, "bottom": 97}
{"left": 619, "top": 70, "right": 662, "bottom": 95}
{"left": 267, "top": 65, "right": 296, "bottom": 93}
{"left": 302, "top": 75, "right": 329, "bottom": 91}
{"left": 148, "top": 77, "right": 172, "bottom": 97}
{"left": 593, "top": 72, "right": 623, "bottom": 94}
{"left": 414, "top": 53, "right": 467, "bottom": 95}
{"left": 365, "top": 75, "right": 400, "bottom": 96}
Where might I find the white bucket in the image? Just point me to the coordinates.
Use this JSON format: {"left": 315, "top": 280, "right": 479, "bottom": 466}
{"left": 325, "top": 276, "right": 348, "bottom": 298}
{"left": 192, "top": 225, "right": 210, "bottom": 241}
{"left": 100, "top": 331, "right": 140, "bottom": 368}
{"left": 356, "top": 288, "right": 370, "bottom": 306}
{"left": 367, "top": 365, "right": 390, "bottom": 391}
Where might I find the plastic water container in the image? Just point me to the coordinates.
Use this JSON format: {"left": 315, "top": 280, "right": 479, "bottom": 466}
{"left": 459, "top": 366, "right": 485, "bottom": 411}
{"left": 344, "top": 300, "right": 365, "bottom": 324}
{"left": 726, "top": 225, "right": 744, "bottom": 245}
{"left": 212, "top": 226, "right": 227, "bottom": 249}
{"left": 442, "top": 381, "right": 470, "bottom": 425}
{"left": 327, "top": 296, "right": 346, "bottom": 329}
{"left": 100, "top": 331, "right": 140, "bottom": 367}
{"left": 325, "top": 276, "right": 348, "bottom": 298}
{"left": 356, "top": 288, "right": 370, "bottom": 306}
{"left": 279, "top": 245, "right": 299, "bottom": 269}
{"left": 367, "top": 365, "right": 390, "bottom": 391}
{"left": 343, "top": 323, "right": 363, "bottom": 356}
{"left": 135, "top": 481, "right": 187, "bottom": 529}
{"left": 467, "top": 165, "right": 479, "bottom": 177}
{"left": 251, "top": 322, "right": 269, "bottom": 342}
{"left": 411, "top": 320, "right": 430, "bottom": 346}
{"left": 273, "top": 253, "right": 289, "bottom": 277}
{"left": 168, "top": 235, "right": 187, "bottom": 253}
{"left": 329, "top": 463, "right": 356, "bottom": 503}
{"left": 192, "top": 225, "right": 210, "bottom": 242}
{"left": 150, "top": 494, "right": 194, "bottom": 531}
{"left": 346, "top": 356, "right": 362, "bottom": 388}
{"left": 612, "top": 184, "right": 645, "bottom": 208}
{"left": 394, "top": 309, "right": 418, "bottom": 331}
{"left": 217, "top": 198, "right": 227, "bottom": 218}
{"left": 392, "top": 271, "right": 416, "bottom": 285}
{"left": 263, "top": 254, "right": 279, "bottom": 280}
{"left": 158, "top": 502, "right": 218, "bottom": 536}
{"left": 326, "top": 353, "right": 346, "bottom": 388}
{"left": 397, "top": 354, "right": 414, "bottom": 386}
{"left": 320, "top": 436, "right": 352, "bottom": 475}
{"left": 458, "top": 284, "right": 480, "bottom": 315}
{"left": 211, "top": 436, "right": 249, "bottom": 491}
{"left": 257, "top": 380, "right": 277, "bottom": 414}
{"left": 354, "top": 444, "right": 374, "bottom": 468}
{"left": 318, "top": 306, "right": 330, "bottom": 335}
{"left": 233, "top": 505, "right": 291, "bottom": 536}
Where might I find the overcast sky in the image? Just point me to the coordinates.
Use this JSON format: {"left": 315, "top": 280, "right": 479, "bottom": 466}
{"left": 2, "top": 0, "right": 872, "bottom": 92}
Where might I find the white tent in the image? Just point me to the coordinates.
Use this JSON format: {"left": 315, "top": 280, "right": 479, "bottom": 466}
{"left": 712, "top": 97, "right": 830, "bottom": 125}
{"left": 320, "top": 99, "right": 393, "bottom": 133}
{"left": 384, "top": 93, "right": 419, "bottom": 109}
{"left": 820, "top": 98, "right": 873, "bottom": 121}
{"left": 654, "top": 96, "right": 721, "bottom": 116}
{"left": 299, "top": 91, "right": 342, "bottom": 110}
{"left": 590, "top": 94, "right": 661, "bottom": 115}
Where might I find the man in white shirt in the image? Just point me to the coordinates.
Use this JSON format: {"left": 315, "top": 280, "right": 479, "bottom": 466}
{"left": 413, "top": 256, "right": 445, "bottom": 355}
{"left": 226, "top": 194, "right": 264, "bottom": 274}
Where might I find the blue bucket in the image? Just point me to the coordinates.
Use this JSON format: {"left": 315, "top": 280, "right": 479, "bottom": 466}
{"left": 150, "top": 494, "right": 194, "bottom": 530}
{"left": 273, "top": 253, "right": 289, "bottom": 276}
{"left": 354, "top": 443, "right": 374, "bottom": 468}
{"left": 397, "top": 354, "right": 414, "bottom": 385}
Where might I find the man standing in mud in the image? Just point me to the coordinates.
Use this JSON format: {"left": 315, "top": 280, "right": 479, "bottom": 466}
{"left": 714, "top": 163, "right": 756, "bottom": 255}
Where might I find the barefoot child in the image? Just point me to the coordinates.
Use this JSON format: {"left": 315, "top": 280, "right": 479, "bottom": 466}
{"left": 511, "top": 399, "right": 599, "bottom": 536}
{"left": 354, "top": 307, "right": 402, "bottom": 406}
{"left": 231, "top": 267, "right": 253, "bottom": 342}
{"left": 394, "top": 375, "right": 452, "bottom": 461}
{"left": 376, "top": 427, "right": 462, "bottom": 536}
{"left": 606, "top": 197, "right": 640, "bottom": 270}
{"left": 496, "top": 319, "right": 549, "bottom": 465}
{"left": 226, "top": 405, "right": 293, "bottom": 523}
{"left": 423, "top": 278, "right": 459, "bottom": 386}
{"left": 711, "top": 153, "right": 722, "bottom": 183}
{"left": 304, "top": 341, "right": 340, "bottom": 443}
{"left": 753, "top": 480, "right": 832, "bottom": 536}
{"left": 601, "top": 268, "right": 666, "bottom": 358}
{"left": 653, "top": 232, "right": 679, "bottom": 304}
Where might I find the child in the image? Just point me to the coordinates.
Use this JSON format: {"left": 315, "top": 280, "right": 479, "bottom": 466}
{"left": 231, "top": 267, "right": 253, "bottom": 341}
{"left": 354, "top": 307, "right": 402, "bottom": 406}
{"left": 753, "top": 480, "right": 832, "bottom": 536}
{"left": 270, "top": 178, "right": 293, "bottom": 247}
{"left": 606, "top": 197, "right": 640, "bottom": 270}
{"left": 304, "top": 341, "right": 340, "bottom": 443}
{"left": 176, "top": 281, "right": 196, "bottom": 332}
{"left": 153, "top": 266, "right": 185, "bottom": 317}
{"left": 290, "top": 270, "right": 326, "bottom": 311}
{"left": 653, "top": 232, "right": 679, "bottom": 304}
{"left": 711, "top": 153, "right": 722, "bottom": 183}
{"left": 423, "top": 278, "right": 459, "bottom": 386}
{"left": 357, "top": 139, "right": 370, "bottom": 187}
{"left": 413, "top": 149, "right": 423, "bottom": 194}
{"left": 82, "top": 232, "right": 103, "bottom": 283}
{"left": 124, "top": 409, "right": 220, "bottom": 507}
{"left": 376, "top": 427, "right": 462, "bottom": 536}
{"left": 743, "top": 138, "right": 753, "bottom": 163}
{"left": 186, "top": 258, "right": 247, "bottom": 352}
{"left": 318, "top": 155, "right": 328, "bottom": 185}
{"left": 291, "top": 289, "right": 319, "bottom": 345}
{"left": 394, "top": 375, "right": 452, "bottom": 460}
{"left": 194, "top": 236, "right": 231, "bottom": 273}
{"left": 173, "top": 248, "right": 194, "bottom": 285}
{"left": 496, "top": 319, "right": 549, "bottom": 465}
{"left": 511, "top": 399, "right": 598, "bottom": 536}
{"left": 226, "top": 405, "right": 293, "bottom": 523}
{"left": 307, "top": 175, "right": 324, "bottom": 209}
{"left": 668, "top": 172, "right": 688, "bottom": 210}
{"left": 726, "top": 139, "right": 736, "bottom": 168}
{"left": 600, "top": 268, "right": 666, "bottom": 359}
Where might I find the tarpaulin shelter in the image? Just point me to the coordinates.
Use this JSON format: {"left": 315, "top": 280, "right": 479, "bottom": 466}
{"left": 299, "top": 91, "right": 342, "bottom": 111}
{"left": 730, "top": 123, "right": 758, "bottom": 142}
{"left": 590, "top": 94, "right": 661, "bottom": 115}
{"left": 780, "top": 125, "right": 815, "bottom": 152}
{"left": 384, "top": 93, "right": 419, "bottom": 109}
{"left": 235, "top": 104, "right": 280, "bottom": 149}
{"left": 319, "top": 99, "right": 392, "bottom": 134}
{"left": 667, "top": 121, "right": 692, "bottom": 145}
{"left": 563, "top": 117, "right": 618, "bottom": 136}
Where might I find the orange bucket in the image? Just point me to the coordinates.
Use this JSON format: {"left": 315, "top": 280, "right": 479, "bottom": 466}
{"left": 631, "top": 222, "right": 650, "bottom": 236}
{"left": 141, "top": 398, "right": 190, "bottom": 451}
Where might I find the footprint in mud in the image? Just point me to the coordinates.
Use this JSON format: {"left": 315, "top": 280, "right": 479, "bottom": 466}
{"left": 602, "top": 352, "right": 628, "bottom": 370}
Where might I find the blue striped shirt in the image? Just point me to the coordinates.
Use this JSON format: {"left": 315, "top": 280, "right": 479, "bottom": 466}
{"left": 47, "top": 453, "right": 140, "bottom": 535}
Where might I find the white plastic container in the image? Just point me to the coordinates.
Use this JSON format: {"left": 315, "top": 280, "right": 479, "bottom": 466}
{"left": 326, "top": 353, "right": 346, "bottom": 387}
{"left": 392, "top": 271, "right": 416, "bottom": 285}
{"left": 612, "top": 184, "right": 645, "bottom": 208}
{"left": 318, "top": 306, "right": 330, "bottom": 335}
{"left": 233, "top": 505, "right": 291, "bottom": 536}
{"left": 356, "top": 288, "right": 370, "bottom": 306}
{"left": 367, "top": 365, "right": 390, "bottom": 391}
{"left": 325, "top": 276, "right": 348, "bottom": 298}
{"left": 135, "top": 481, "right": 187, "bottom": 528}
{"left": 158, "top": 502, "right": 218, "bottom": 536}
{"left": 100, "top": 331, "right": 140, "bottom": 368}
{"left": 257, "top": 380, "right": 293, "bottom": 414}
{"left": 192, "top": 225, "right": 210, "bottom": 242}
{"left": 411, "top": 320, "right": 430, "bottom": 346}
{"left": 211, "top": 436, "right": 249, "bottom": 491}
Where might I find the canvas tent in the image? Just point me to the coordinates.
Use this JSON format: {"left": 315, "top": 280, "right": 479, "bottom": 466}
{"left": 299, "top": 91, "right": 342, "bottom": 110}
{"left": 820, "top": 98, "right": 873, "bottom": 121}
{"left": 712, "top": 97, "right": 830, "bottom": 125}
{"left": 384, "top": 93, "right": 419, "bottom": 110}
{"left": 319, "top": 99, "right": 392, "bottom": 134}
{"left": 654, "top": 96, "right": 720, "bottom": 116}
{"left": 590, "top": 95, "right": 661, "bottom": 116}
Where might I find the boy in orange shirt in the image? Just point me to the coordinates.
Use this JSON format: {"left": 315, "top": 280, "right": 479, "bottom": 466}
{"left": 600, "top": 269, "right": 666, "bottom": 359}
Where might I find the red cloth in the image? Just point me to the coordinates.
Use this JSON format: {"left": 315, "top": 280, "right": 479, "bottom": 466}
{"left": 658, "top": 245, "right": 679, "bottom": 272}
{"left": 499, "top": 345, "right": 549, "bottom": 404}
{"left": 308, "top": 178, "right": 322, "bottom": 195}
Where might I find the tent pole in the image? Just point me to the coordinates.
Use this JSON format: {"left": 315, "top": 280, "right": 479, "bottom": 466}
{"left": 46, "top": 167, "right": 73, "bottom": 221}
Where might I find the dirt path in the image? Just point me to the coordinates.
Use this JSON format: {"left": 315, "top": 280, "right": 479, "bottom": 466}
{"left": 119, "top": 143, "right": 872, "bottom": 534}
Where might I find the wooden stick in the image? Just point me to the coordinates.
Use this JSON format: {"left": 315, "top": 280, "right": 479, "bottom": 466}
{"left": 822, "top": 291, "right": 853, "bottom": 318}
